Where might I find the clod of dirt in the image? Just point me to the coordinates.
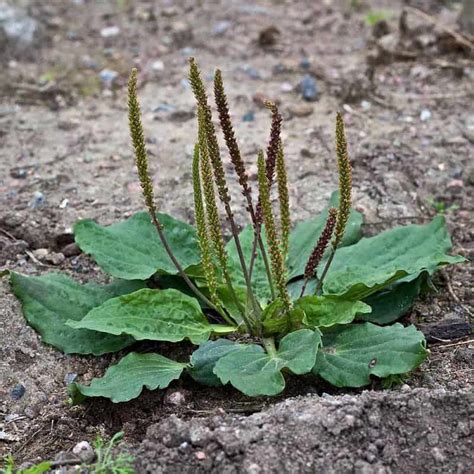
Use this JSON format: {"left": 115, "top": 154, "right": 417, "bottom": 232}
{"left": 132, "top": 388, "right": 473, "bottom": 473}
{"left": 420, "top": 316, "right": 472, "bottom": 342}
{"left": 258, "top": 26, "right": 280, "bottom": 47}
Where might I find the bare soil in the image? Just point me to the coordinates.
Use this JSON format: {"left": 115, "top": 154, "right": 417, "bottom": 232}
{"left": 0, "top": 0, "right": 472, "bottom": 471}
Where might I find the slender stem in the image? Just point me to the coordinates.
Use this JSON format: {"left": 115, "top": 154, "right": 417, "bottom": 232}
{"left": 244, "top": 189, "right": 275, "bottom": 299}
{"left": 299, "top": 279, "right": 309, "bottom": 299}
{"left": 222, "top": 269, "right": 253, "bottom": 329}
{"left": 262, "top": 336, "right": 277, "bottom": 358}
{"left": 149, "top": 213, "right": 227, "bottom": 318}
{"left": 315, "top": 246, "right": 336, "bottom": 295}
{"left": 224, "top": 201, "right": 261, "bottom": 321}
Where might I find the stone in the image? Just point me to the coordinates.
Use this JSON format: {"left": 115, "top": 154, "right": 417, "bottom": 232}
{"left": 298, "top": 74, "right": 319, "bottom": 101}
{"left": 72, "top": 440, "right": 95, "bottom": 463}
{"left": 288, "top": 104, "right": 314, "bottom": 118}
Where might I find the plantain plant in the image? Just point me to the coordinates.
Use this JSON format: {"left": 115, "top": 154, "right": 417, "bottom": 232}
{"left": 8, "top": 59, "right": 465, "bottom": 403}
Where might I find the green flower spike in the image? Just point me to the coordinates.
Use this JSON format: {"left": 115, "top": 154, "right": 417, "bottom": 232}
{"left": 257, "top": 151, "right": 291, "bottom": 310}
{"left": 276, "top": 144, "right": 291, "bottom": 259}
{"left": 192, "top": 144, "right": 219, "bottom": 305}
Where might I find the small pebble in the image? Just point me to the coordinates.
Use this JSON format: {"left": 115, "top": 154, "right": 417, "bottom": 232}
{"left": 10, "top": 384, "right": 26, "bottom": 400}
{"left": 32, "top": 248, "right": 49, "bottom": 259}
{"left": 45, "top": 252, "right": 66, "bottom": 265}
{"left": 431, "top": 447, "right": 446, "bottom": 463}
{"left": 73, "top": 441, "right": 95, "bottom": 463}
{"left": 298, "top": 74, "right": 319, "bottom": 101}
{"left": 420, "top": 109, "right": 432, "bottom": 122}
{"left": 10, "top": 168, "right": 27, "bottom": 179}
{"left": 62, "top": 243, "right": 81, "bottom": 257}
{"left": 212, "top": 20, "right": 232, "bottom": 36}
{"left": 243, "top": 111, "right": 255, "bottom": 122}
{"left": 99, "top": 69, "right": 119, "bottom": 86}
{"left": 447, "top": 179, "right": 463, "bottom": 189}
{"left": 243, "top": 66, "right": 261, "bottom": 80}
{"left": 29, "top": 191, "right": 45, "bottom": 208}
{"left": 59, "top": 198, "right": 69, "bottom": 209}
{"left": 164, "top": 390, "right": 187, "bottom": 406}
{"left": 280, "top": 82, "right": 293, "bottom": 92}
{"left": 196, "top": 451, "right": 206, "bottom": 460}
{"left": 100, "top": 26, "right": 120, "bottom": 38}
{"left": 299, "top": 57, "right": 311, "bottom": 69}
{"left": 151, "top": 60, "right": 165, "bottom": 72}
{"left": 288, "top": 104, "right": 314, "bottom": 118}
{"left": 64, "top": 373, "right": 78, "bottom": 385}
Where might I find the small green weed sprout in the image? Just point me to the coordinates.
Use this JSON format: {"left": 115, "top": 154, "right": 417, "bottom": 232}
{"left": 91, "top": 432, "right": 134, "bottom": 474}
{"left": 7, "top": 59, "right": 465, "bottom": 402}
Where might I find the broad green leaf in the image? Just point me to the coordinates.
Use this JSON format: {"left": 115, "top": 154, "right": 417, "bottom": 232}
{"left": 189, "top": 339, "right": 243, "bottom": 386}
{"left": 10, "top": 272, "right": 143, "bottom": 355}
{"left": 360, "top": 274, "right": 424, "bottom": 324}
{"left": 277, "top": 329, "right": 322, "bottom": 374}
{"left": 295, "top": 295, "right": 371, "bottom": 328}
{"left": 70, "top": 352, "right": 187, "bottom": 403}
{"left": 226, "top": 225, "right": 272, "bottom": 304}
{"left": 214, "top": 329, "right": 321, "bottom": 396}
{"left": 261, "top": 299, "right": 305, "bottom": 335}
{"left": 68, "top": 288, "right": 212, "bottom": 345}
{"left": 313, "top": 322, "right": 427, "bottom": 387}
{"left": 74, "top": 212, "right": 201, "bottom": 280}
{"left": 287, "top": 191, "right": 363, "bottom": 280}
{"left": 323, "top": 216, "right": 465, "bottom": 299}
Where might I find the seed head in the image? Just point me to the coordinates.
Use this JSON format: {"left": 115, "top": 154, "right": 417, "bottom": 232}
{"left": 128, "top": 68, "right": 156, "bottom": 219}
{"left": 197, "top": 106, "right": 228, "bottom": 272}
{"left": 334, "top": 112, "right": 352, "bottom": 246}
{"left": 276, "top": 144, "right": 290, "bottom": 259}
{"left": 192, "top": 145, "right": 219, "bottom": 304}
{"left": 256, "top": 101, "right": 283, "bottom": 223}
{"left": 257, "top": 150, "right": 290, "bottom": 308}
{"left": 189, "top": 58, "right": 231, "bottom": 206}
{"left": 304, "top": 208, "right": 338, "bottom": 281}
{"left": 214, "top": 69, "right": 251, "bottom": 198}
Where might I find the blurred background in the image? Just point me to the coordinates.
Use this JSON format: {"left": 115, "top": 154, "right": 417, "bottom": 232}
{"left": 0, "top": 0, "right": 472, "bottom": 257}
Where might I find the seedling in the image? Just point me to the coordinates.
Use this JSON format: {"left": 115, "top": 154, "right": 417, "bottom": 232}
{"left": 8, "top": 59, "right": 464, "bottom": 402}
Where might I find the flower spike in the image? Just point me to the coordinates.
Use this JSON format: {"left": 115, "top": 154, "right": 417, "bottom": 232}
{"left": 128, "top": 68, "right": 155, "bottom": 218}
{"left": 214, "top": 69, "right": 251, "bottom": 198}
{"left": 189, "top": 58, "right": 230, "bottom": 206}
{"left": 300, "top": 208, "right": 338, "bottom": 297}
{"left": 334, "top": 111, "right": 352, "bottom": 246}
{"left": 256, "top": 101, "right": 283, "bottom": 223}
{"left": 192, "top": 144, "right": 219, "bottom": 305}
{"left": 276, "top": 144, "right": 290, "bottom": 259}
{"left": 315, "top": 112, "right": 353, "bottom": 294}
{"left": 197, "top": 107, "right": 228, "bottom": 272}
{"left": 257, "top": 151, "right": 290, "bottom": 309}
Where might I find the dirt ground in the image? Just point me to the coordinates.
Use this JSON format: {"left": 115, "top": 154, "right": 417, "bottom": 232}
{"left": 0, "top": 0, "right": 472, "bottom": 471}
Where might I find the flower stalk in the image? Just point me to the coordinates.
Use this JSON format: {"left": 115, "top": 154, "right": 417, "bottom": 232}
{"left": 197, "top": 108, "right": 249, "bottom": 327}
{"left": 213, "top": 69, "right": 275, "bottom": 299}
{"left": 316, "top": 112, "right": 353, "bottom": 294}
{"left": 189, "top": 58, "right": 261, "bottom": 323}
